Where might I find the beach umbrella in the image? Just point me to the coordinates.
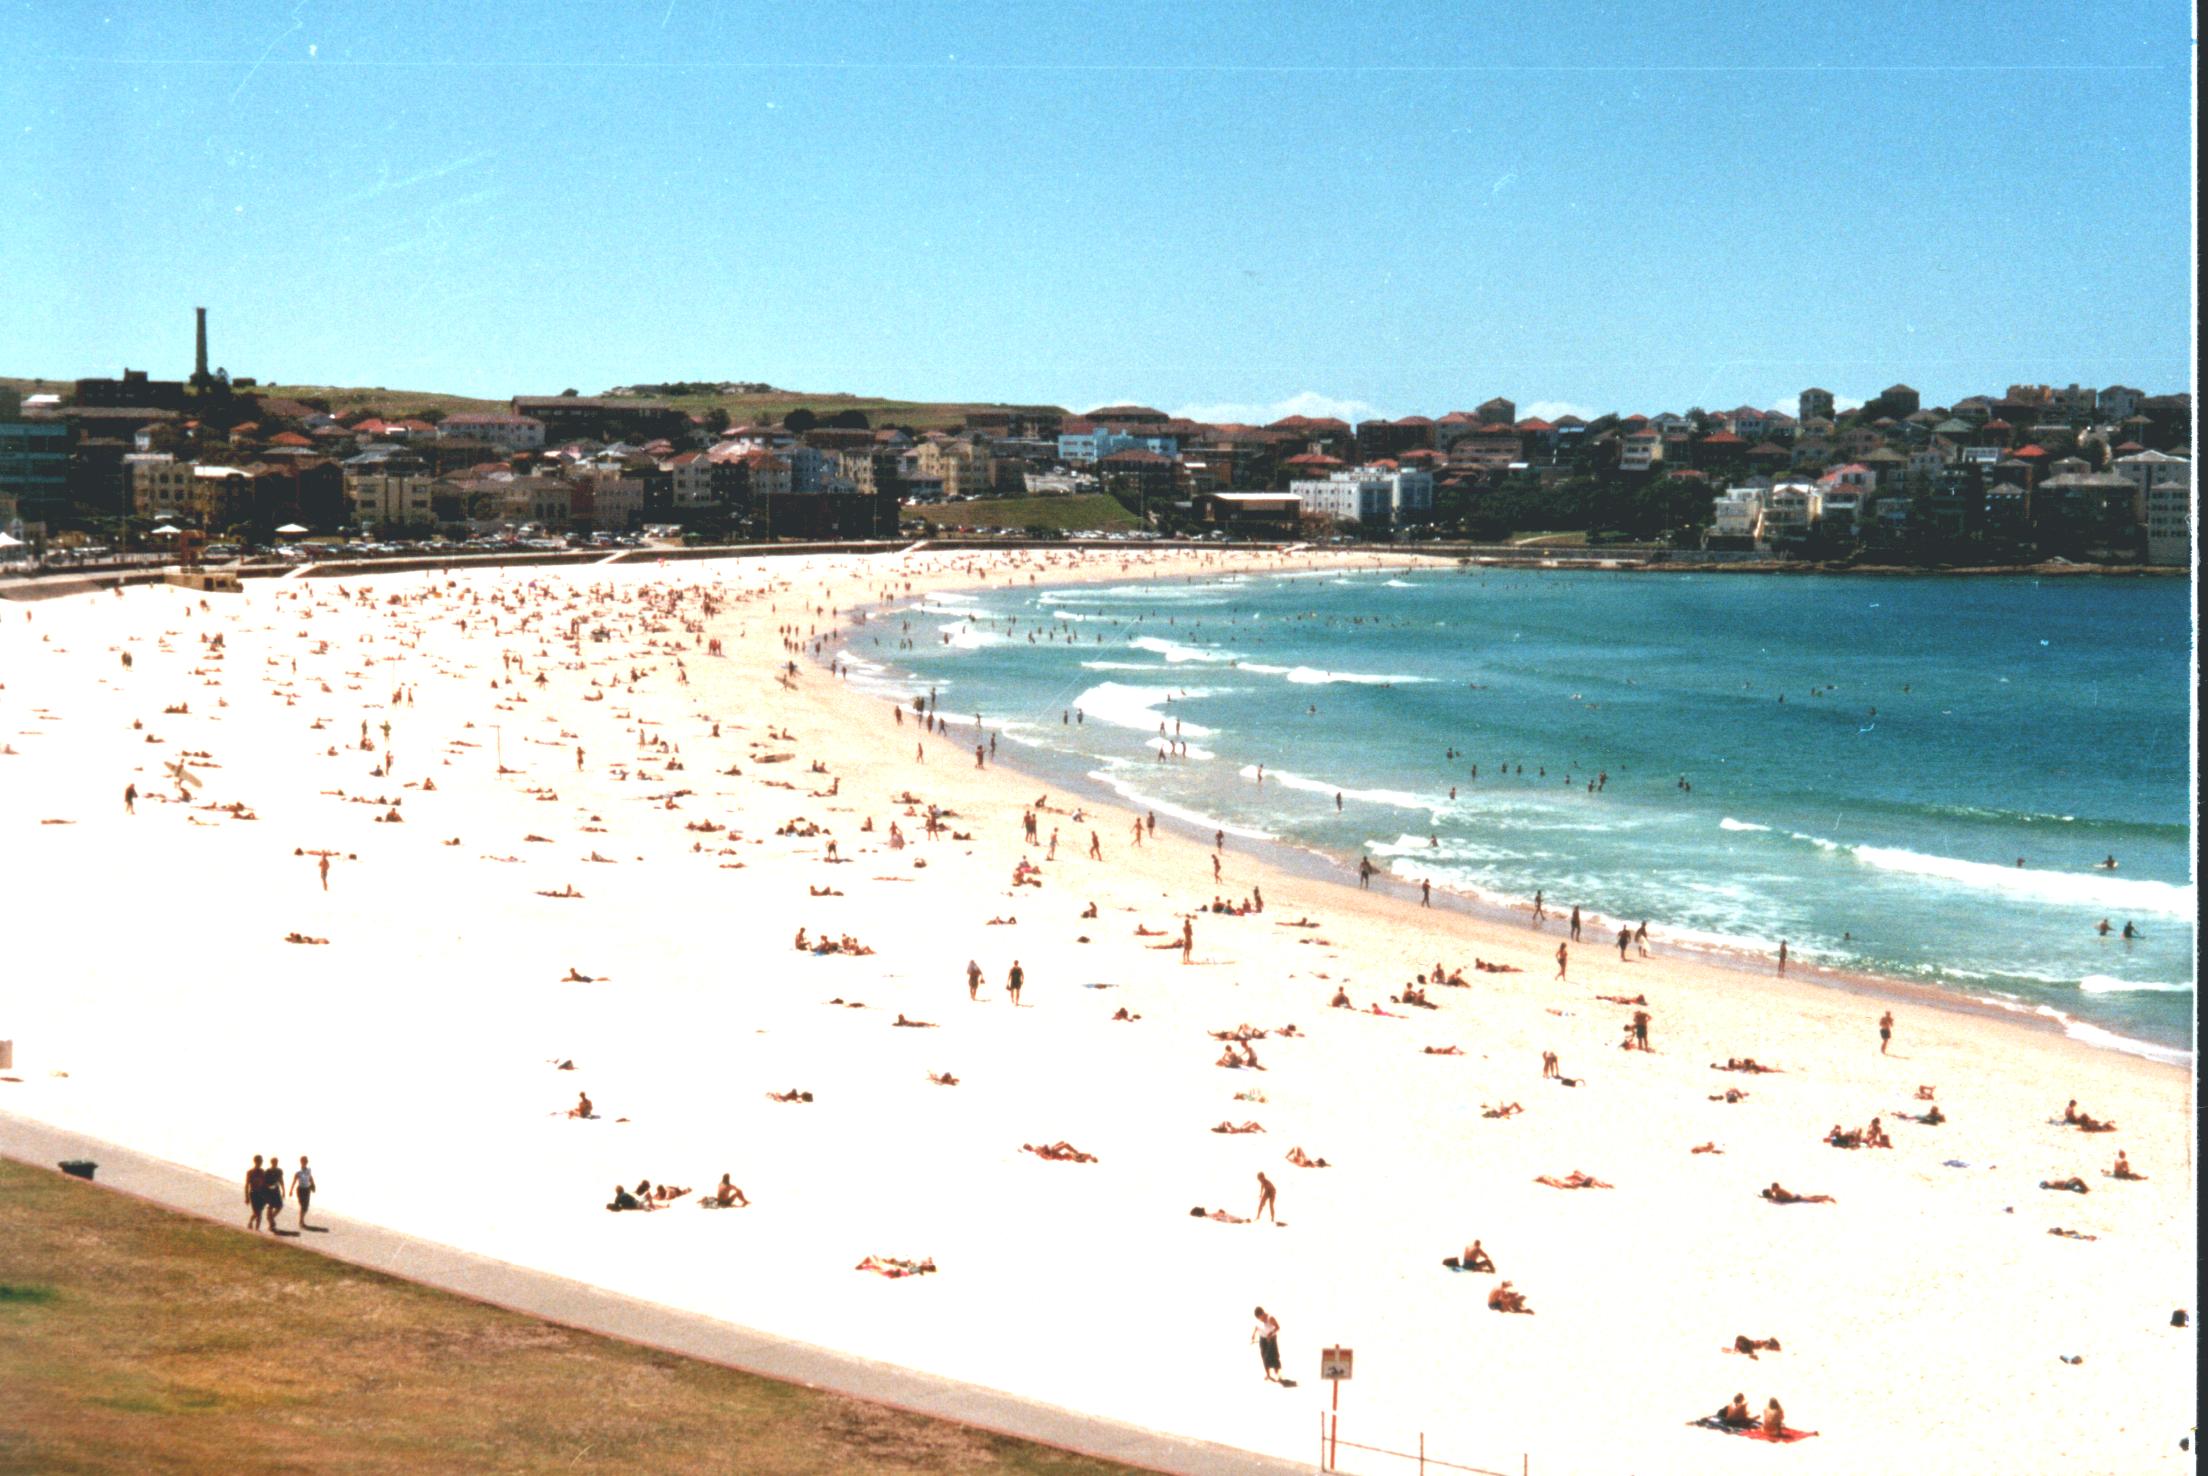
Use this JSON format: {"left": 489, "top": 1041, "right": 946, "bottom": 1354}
{"left": 274, "top": 523, "right": 310, "bottom": 536}
{"left": 0, "top": 530, "right": 22, "bottom": 547}
{"left": 150, "top": 525, "right": 181, "bottom": 537}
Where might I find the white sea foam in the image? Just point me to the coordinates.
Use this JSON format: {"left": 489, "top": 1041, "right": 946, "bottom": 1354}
{"left": 1071, "top": 682, "right": 1217, "bottom": 738}
{"left": 1078, "top": 661, "right": 1171, "bottom": 672}
{"left": 1083, "top": 764, "right": 1274, "bottom": 840}
{"left": 1846, "top": 844, "right": 2194, "bottom": 917}
{"left": 1240, "top": 662, "right": 1431, "bottom": 686}
{"left": 1718, "top": 817, "right": 1772, "bottom": 833}
{"left": 1366, "top": 832, "right": 1513, "bottom": 863}
{"left": 2077, "top": 974, "right": 2193, "bottom": 995}
{"left": 1126, "top": 635, "right": 1238, "bottom": 665}
{"left": 935, "top": 622, "right": 1006, "bottom": 650}
{"left": 1240, "top": 765, "right": 1436, "bottom": 813}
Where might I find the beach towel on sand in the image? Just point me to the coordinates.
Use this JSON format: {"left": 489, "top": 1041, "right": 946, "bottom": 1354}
{"left": 1690, "top": 1416, "right": 1819, "bottom": 1442}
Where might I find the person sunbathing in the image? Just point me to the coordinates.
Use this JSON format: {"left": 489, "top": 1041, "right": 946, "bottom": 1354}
{"left": 537, "top": 885, "right": 582, "bottom": 898}
{"left": 561, "top": 967, "right": 601, "bottom": 982}
{"left": 1366, "top": 1003, "right": 1403, "bottom": 1018}
{"left": 1329, "top": 988, "right": 1353, "bottom": 1009}
{"left": 1424, "top": 1044, "right": 1464, "bottom": 1056}
{"left": 1596, "top": 993, "right": 1648, "bottom": 1006}
{"left": 1728, "top": 1335, "right": 1782, "bottom": 1359}
{"left": 892, "top": 1014, "right": 937, "bottom": 1028}
{"left": 1486, "top": 1280, "right": 1532, "bottom": 1314}
{"left": 1111, "top": 1007, "right": 1141, "bottom": 1022}
{"left": 1762, "top": 1399, "right": 1786, "bottom": 1439}
{"left": 283, "top": 932, "right": 329, "bottom": 945}
{"left": 567, "top": 1093, "right": 595, "bottom": 1118}
{"left": 606, "top": 1183, "right": 645, "bottom": 1212}
{"left": 1213, "top": 1120, "right": 1264, "bottom": 1134}
{"left": 1190, "top": 1206, "right": 1249, "bottom": 1223}
{"left": 1276, "top": 1023, "right": 1302, "bottom": 1037}
{"left": 2110, "top": 1151, "right": 2144, "bottom": 1180}
{"left": 646, "top": 1180, "right": 691, "bottom": 1202}
{"left": 1135, "top": 924, "right": 1168, "bottom": 937}
{"left": 1761, "top": 1182, "right": 1834, "bottom": 1204}
{"left": 2048, "top": 1226, "right": 2097, "bottom": 1240}
{"left": 1691, "top": 1142, "right": 1722, "bottom": 1154}
{"left": 1481, "top": 1103, "right": 1524, "bottom": 1119}
{"left": 1864, "top": 1118, "right": 1892, "bottom": 1149}
{"left": 1216, "top": 1046, "right": 1247, "bottom": 1069}
{"left": 1447, "top": 1240, "right": 1495, "bottom": 1273}
{"left": 1285, "top": 1146, "right": 1330, "bottom": 1168}
{"left": 1713, "top": 1058, "right": 1778, "bottom": 1074}
{"left": 2039, "top": 1176, "right": 2090, "bottom": 1194}
{"left": 1915, "top": 1084, "right": 1937, "bottom": 1100}
{"left": 986, "top": 915, "right": 1017, "bottom": 926}
{"left": 766, "top": 1088, "right": 813, "bottom": 1103}
{"left": 808, "top": 885, "right": 842, "bottom": 897}
{"left": 855, "top": 1254, "right": 935, "bottom": 1278}
{"left": 1081, "top": 902, "right": 1099, "bottom": 919}
{"left": 928, "top": 1072, "right": 959, "bottom": 1086}
{"left": 1824, "top": 1125, "right": 1862, "bottom": 1148}
{"left": 1535, "top": 1170, "right": 1611, "bottom": 1189}
{"left": 1023, "top": 1141, "right": 1098, "bottom": 1163}
{"left": 1716, "top": 1394, "right": 1753, "bottom": 1429}
{"left": 702, "top": 1175, "right": 748, "bottom": 1208}
{"left": 1711, "top": 1088, "right": 1749, "bottom": 1104}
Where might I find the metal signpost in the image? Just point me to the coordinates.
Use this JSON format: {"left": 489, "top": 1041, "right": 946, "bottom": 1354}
{"left": 1320, "top": 1347, "right": 1353, "bottom": 1470}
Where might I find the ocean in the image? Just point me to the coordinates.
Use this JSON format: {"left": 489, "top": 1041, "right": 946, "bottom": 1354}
{"left": 839, "top": 565, "right": 2196, "bottom": 1062}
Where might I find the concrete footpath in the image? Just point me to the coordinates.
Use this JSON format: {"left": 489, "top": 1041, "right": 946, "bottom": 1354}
{"left": 2, "top": 1112, "right": 1310, "bottom": 1476}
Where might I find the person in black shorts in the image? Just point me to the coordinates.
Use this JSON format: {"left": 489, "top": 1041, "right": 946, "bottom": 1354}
{"left": 1878, "top": 1011, "right": 1893, "bottom": 1055}
{"left": 1006, "top": 960, "right": 1024, "bottom": 1006}
{"left": 258, "top": 1149, "right": 285, "bottom": 1229}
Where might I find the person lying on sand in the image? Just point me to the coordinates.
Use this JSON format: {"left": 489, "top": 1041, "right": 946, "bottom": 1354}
{"left": 1713, "top": 1058, "right": 1780, "bottom": 1074}
{"left": 1691, "top": 1142, "right": 1723, "bottom": 1154}
{"left": 1712, "top": 1089, "right": 1749, "bottom": 1104}
{"left": 537, "top": 885, "right": 582, "bottom": 898}
{"left": 2060, "top": 1099, "right": 2118, "bottom": 1133}
{"left": 1825, "top": 1124, "right": 1862, "bottom": 1149}
{"left": 2039, "top": 1176, "right": 2090, "bottom": 1194}
{"left": 567, "top": 1093, "right": 595, "bottom": 1118}
{"left": 1596, "top": 993, "right": 1648, "bottom": 1006}
{"left": 283, "top": 932, "right": 329, "bottom": 945}
{"left": 1285, "top": 1147, "right": 1330, "bottom": 1168}
{"left": 928, "top": 1072, "right": 960, "bottom": 1086}
{"left": 1276, "top": 917, "right": 1320, "bottom": 928}
{"left": 892, "top": 1014, "right": 937, "bottom": 1028}
{"left": 1535, "top": 1171, "right": 1611, "bottom": 1189}
{"left": 1023, "top": 1141, "right": 1098, "bottom": 1163}
{"left": 2048, "top": 1227, "right": 2097, "bottom": 1240}
{"left": 986, "top": 916, "right": 1017, "bottom": 926}
{"left": 1486, "top": 1281, "right": 1532, "bottom": 1314}
{"left": 561, "top": 967, "right": 604, "bottom": 982}
{"left": 1190, "top": 1206, "right": 1249, "bottom": 1223}
{"left": 1213, "top": 1121, "right": 1264, "bottom": 1134}
{"left": 606, "top": 1183, "right": 648, "bottom": 1212}
{"left": 1482, "top": 1103, "right": 1523, "bottom": 1119}
{"left": 808, "top": 885, "right": 843, "bottom": 897}
{"left": 2109, "top": 1151, "right": 2144, "bottom": 1180}
{"left": 1761, "top": 1183, "right": 1834, "bottom": 1205}
{"left": 641, "top": 1179, "right": 691, "bottom": 1203}
{"left": 1424, "top": 1045, "right": 1464, "bottom": 1056}
{"left": 766, "top": 1088, "right": 814, "bottom": 1103}
{"left": 1474, "top": 958, "right": 1521, "bottom": 973}
{"left": 855, "top": 1255, "right": 935, "bottom": 1278}
{"left": 1899, "top": 1104, "right": 1946, "bottom": 1125}
{"left": 1366, "top": 1003, "right": 1403, "bottom": 1018}
{"left": 1727, "top": 1335, "right": 1782, "bottom": 1359}
{"left": 1211, "top": 1025, "right": 1269, "bottom": 1042}
{"left": 1111, "top": 1007, "right": 1141, "bottom": 1022}
{"left": 701, "top": 1175, "right": 748, "bottom": 1208}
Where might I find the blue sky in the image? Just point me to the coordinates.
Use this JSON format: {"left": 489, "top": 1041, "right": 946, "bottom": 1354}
{"left": 2, "top": 1, "right": 2194, "bottom": 421}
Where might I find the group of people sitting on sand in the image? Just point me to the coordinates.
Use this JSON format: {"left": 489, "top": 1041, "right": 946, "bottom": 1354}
{"left": 1213, "top": 1120, "right": 1264, "bottom": 1134}
{"left": 2060, "top": 1099, "right": 2117, "bottom": 1133}
{"left": 1825, "top": 1118, "right": 1892, "bottom": 1150}
{"left": 792, "top": 928, "right": 873, "bottom": 956}
{"left": 1726, "top": 1335, "right": 1782, "bottom": 1359}
{"left": 1011, "top": 859, "right": 1043, "bottom": 888}
{"left": 1713, "top": 1394, "right": 1789, "bottom": 1437}
{"left": 1392, "top": 983, "right": 1438, "bottom": 1009}
{"left": 606, "top": 1177, "right": 691, "bottom": 1211}
{"left": 1216, "top": 1040, "right": 1264, "bottom": 1069}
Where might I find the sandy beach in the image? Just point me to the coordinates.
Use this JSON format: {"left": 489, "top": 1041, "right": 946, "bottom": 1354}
{"left": 0, "top": 546, "right": 2194, "bottom": 1475}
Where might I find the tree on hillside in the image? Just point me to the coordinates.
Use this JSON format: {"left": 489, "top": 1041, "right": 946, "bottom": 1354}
{"left": 826, "top": 409, "right": 871, "bottom": 430}
{"left": 782, "top": 408, "right": 818, "bottom": 433}
{"left": 703, "top": 407, "right": 730, "bottom": 434}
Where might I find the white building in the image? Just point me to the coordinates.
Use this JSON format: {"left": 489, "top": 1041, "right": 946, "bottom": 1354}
{"left": 1288, "top": 466, "right": 1434, "bottom": 526}
{"left": 345, "top": 472, "right": 434, "bottom": 527}
{"left": 1710, "top": 487, "right": 1763, "bottom": 541}
{"left": 437, "top": 414, "right": 546, "bottom": 451}
{"left": 1759, "top": 482, "right": 1821, "bottom": 542}
{"left": 2116, "top": 451, "right": 2191, "bottom": 566}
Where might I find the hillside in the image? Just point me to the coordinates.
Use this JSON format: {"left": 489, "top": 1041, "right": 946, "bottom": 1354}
{"left": 2, "top": 375, "right": 1067, "bottom": 433}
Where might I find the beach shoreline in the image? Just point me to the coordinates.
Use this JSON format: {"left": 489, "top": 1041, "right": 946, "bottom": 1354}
{"left": 0, "top": 544, "right": 2193, "bottom": 1475}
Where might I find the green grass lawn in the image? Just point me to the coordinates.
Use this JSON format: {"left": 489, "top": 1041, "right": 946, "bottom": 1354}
{"left": 917, "top": 494, "right": 1138, "bottom": 532}
{"left": 0, "top": 1159, "right": 1144, "bottom": 1476}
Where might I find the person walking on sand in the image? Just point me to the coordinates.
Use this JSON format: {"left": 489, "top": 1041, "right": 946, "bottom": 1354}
{"left": 1634, "top": 920, "right": 1649, "bottom": 958}
{"left": 1358, "top": 857, "right": 1374, "bottom": 890}
{"left": 1532, "top": 890, "right": 1547, "bottom": 923}
{"left": 1252, "top": 1307, "right": 1283, "bottom": 1382}
{"left": 260, "top": 1150, "right": 285, "bottom": 1229}
{"left": 1878, "top": 1010, "right": 1893, "bottom": 1055}
{"left": 1776, "top": 940, "right": 1788, "bottom": 975}
{"left": 1089, "top": 830, "right": 1102, "bottom": 861}
{"left": 318, "top": 854, "right": 330, "bottom": 891}
{"left": 1006, "top": 959, "right": 1024, "bottom": 1006}
{"left": 967, "top": 959, "right": 983, "bottom": 1002}
{"left": 1617, "top": 926, "right": 1630, "bottom": 961}
{"left": 1421, "top": 878, "right": 1432, "bottom": 908}
{"left": 245, "top": 1155, "right": 267, "bottom": 1231}
{"left": 1569, "top": 906, "right": 1582, "bottom": 942}
{"left": 1255, "top": 1171, "right": 1278, "bottom": 1223}
{"left": 292, "top": 1155, "right": 315, "bottom": 1231}
{"left": 123, "top": 782, "right": 136, "bottom": 815}
{"left": 1555, "top": 942, "right": 1568, "bottom": 981}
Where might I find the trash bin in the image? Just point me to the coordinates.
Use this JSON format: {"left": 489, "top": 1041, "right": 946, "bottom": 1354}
{"left": 58, "top": 1160, "right": 97, "bottom": 1181}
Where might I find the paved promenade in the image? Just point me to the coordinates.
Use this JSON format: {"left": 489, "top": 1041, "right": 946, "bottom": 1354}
{"left": 2, "top": 1111, "right": 1310, "bottom": 1476}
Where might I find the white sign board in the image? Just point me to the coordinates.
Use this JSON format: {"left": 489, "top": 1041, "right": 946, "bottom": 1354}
{"left": 1320, "top": 1347, "right": 1353, "bottom": 1381}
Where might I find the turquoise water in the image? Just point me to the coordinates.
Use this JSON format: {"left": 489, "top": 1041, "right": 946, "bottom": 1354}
{"left": 842, "top": 567, "right": 2196, "bottom": 1060}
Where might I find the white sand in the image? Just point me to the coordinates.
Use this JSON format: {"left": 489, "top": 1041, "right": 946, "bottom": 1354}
{"left": 0, "top": 548, "right": 2194, "bottom": 1475}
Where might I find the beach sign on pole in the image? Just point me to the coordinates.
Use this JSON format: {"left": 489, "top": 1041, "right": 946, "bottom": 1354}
{"left": 1320, "top": 1347, "right": 1353, "bottom": 1380}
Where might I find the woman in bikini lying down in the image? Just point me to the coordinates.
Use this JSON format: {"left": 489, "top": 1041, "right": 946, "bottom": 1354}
{"left": 1761, "top": 1182, "right": 1834, "bottom": 1204}
{"left": 1285, "top": 1146, "right": 1329, "bottom": 1167}
{"left": 1535, "top": 1170, "right": 1610, "bottom": 1189}
{"left": 1212, "top": 1121, "right": 1264, "bottom": 1134}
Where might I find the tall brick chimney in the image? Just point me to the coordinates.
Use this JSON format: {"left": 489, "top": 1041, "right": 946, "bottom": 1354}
{"left": 194, "top": 307, "right": 209, "bottom": 387}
